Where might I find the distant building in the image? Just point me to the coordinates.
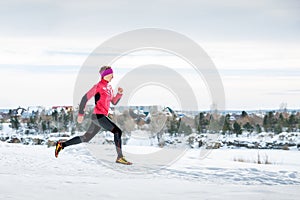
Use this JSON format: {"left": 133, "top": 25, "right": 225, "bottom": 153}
{"left": 52, "top": 106, "right": 73, "bottom": 112}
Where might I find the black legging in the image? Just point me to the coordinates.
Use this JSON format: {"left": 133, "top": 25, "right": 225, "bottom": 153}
{"left": 63, "top": 114, "right": 123, "bottom": 158}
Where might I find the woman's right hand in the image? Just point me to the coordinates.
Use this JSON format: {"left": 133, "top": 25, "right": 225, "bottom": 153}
{"left": 77, "top": 115, "right": 84, "bottom": 123}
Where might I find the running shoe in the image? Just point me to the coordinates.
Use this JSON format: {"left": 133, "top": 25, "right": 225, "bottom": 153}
{"left": 116, "top": 157, "right": 132, "bottom": 165}
{"left": 55, "top": 141, "right": 64, "bottom": 158}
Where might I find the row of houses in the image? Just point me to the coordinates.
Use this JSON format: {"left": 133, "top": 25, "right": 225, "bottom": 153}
{"left": 0, "top": 106, "right": 73, "bottom": 122}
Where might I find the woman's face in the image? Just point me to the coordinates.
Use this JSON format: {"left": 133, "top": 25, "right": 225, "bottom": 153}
{"left": 103, "top": 73, "right": 113, "bottom": 82}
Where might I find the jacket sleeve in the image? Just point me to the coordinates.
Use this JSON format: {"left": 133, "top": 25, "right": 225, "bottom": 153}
{"left": 111, "top": 92, "right": 122, "bottom": 105}
{"left": 78, "top": 84, "right": 97, "bottom": 116}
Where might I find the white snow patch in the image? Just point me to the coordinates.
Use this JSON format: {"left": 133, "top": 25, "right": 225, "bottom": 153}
{"left": 0, "top": 142, "right": 300, "bottom": 200}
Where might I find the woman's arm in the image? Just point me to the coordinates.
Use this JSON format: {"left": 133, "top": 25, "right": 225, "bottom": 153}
{"left": 78, "top": 84, "right": 97, "bottom": 118}
{"left": 111, "top": 87, "right": 123, "bottom": 105}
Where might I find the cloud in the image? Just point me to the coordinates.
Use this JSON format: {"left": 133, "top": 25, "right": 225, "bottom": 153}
{"left": 0, "top": 68, "right": 77, "bottom": 108}
{"left": 0, "top": 64, "right": 79, "bottom": 74}
{"left": 219, "top": 69, "right": 300, "bottom": 78}
{"left": 0, "top": 0, "right": 299, "bottom": 41}
{"left": 0, "top": 0, "right": 299, "bottom": 109}
{"left": 266, "top": 90, "right": 300, "bottom": 96}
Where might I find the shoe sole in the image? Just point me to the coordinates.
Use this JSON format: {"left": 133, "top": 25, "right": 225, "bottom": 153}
{"left": 116, "top": 161, "right": 133, "bottom": 165}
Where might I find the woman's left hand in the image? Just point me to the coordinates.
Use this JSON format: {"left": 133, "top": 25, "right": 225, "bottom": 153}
{"left": 118, "top": 87, "right": 123, "bottom": 94}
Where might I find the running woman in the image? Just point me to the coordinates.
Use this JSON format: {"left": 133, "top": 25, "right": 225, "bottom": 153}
{"left": 55, "top": 66, "right": 132, "bottom": 165}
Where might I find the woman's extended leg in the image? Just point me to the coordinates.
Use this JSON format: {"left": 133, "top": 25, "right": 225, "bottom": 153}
{"left": 55, "top": 115, "right": 101, "bottom": 157}
{"left": 63, "top": 123, "right": 100, "bottom": 148}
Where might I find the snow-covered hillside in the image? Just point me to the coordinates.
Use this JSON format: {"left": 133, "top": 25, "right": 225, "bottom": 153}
{"left": 1, "top": 141, "right": 299, "bottom": 200}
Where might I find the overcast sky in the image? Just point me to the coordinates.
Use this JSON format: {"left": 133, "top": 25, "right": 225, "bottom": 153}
{"left": 0, "top": 0, "right": 299, "bottom": 110}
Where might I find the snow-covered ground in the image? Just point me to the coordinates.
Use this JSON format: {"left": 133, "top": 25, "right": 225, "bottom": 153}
{"left": 1, "top": 141, "right": 300, "bottom": 200}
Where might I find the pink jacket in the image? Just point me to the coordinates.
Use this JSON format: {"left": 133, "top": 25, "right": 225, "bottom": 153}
{"left": 78, "top": 79, "right": 122, "bottom": 116}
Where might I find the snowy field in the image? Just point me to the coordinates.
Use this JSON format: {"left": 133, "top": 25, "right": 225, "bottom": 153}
{"left": 1, "top": 142, "right": 300, "bottom": 200}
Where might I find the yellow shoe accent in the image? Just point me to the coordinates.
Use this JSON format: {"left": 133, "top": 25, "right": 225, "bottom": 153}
{"left": 116, "top": 157, "right": 132, "bottom": 165}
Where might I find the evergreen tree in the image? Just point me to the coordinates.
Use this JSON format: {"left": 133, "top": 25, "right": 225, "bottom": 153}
{"left": 279, "top": 113, "right": 284, "bottom": 124}
{"left": 63, "top": 111, "right": 71, "bottom": 131}
{"left": 52, "top": 109, "right": 58, "bottom": 122}
{"left": 233, "top": 121, "right": 242, "bottom": 136}
{"left": 288, "top": 114, "right": 297, "bottom": 132}
{"left": 42, "top": 121, "right": 47, "bottom": 133}
{"left": 255, "top": 124, "right": 262, "bottom": 133}
{"left": 207, "top": 118, "right": 221, "bottom": 133}
{"left": 243, "top": 122, "right": 254, "bottom": 132}
{"left": 195, "top": 112, "right": 208, "bottom": 133}
{"left": 241, "top": 111, "right": 248, "bottom": 118}
{"left": 10, "top": 116, "right": 20, "bottom": 133}
{"left": 263, "top": 114, "right": 269, "bottom": 132}
{"left": 178, "top": 121, "right": 192, "bottom": 135}
{"left": 263, "top": 111, "right": 276, "bottom": 132}
{"left": 278, "top": 113, "right": 289, "bottom": 128}
{"left": 274, "top": 124, "right": 282, "bottom": 134}
{"left": 167, "top": 115, "right": 179, "bottom": 135}
{"left": 268, "top": 111, "right": 276, "bottom": 131}
{"left": 222, "top": 114, "right": 232, "bottom": 134}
